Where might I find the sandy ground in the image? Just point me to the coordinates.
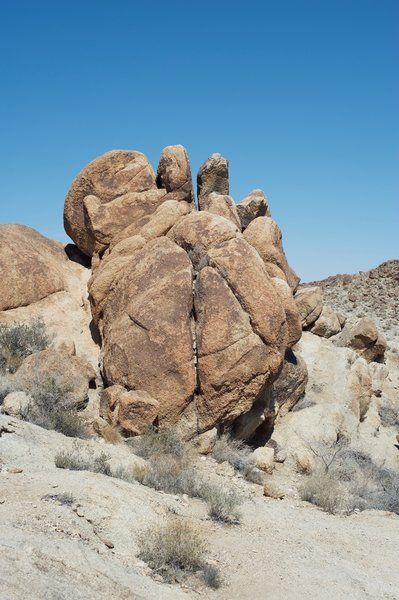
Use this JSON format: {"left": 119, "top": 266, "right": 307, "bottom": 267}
{"left": 1, "top": 415, "right": 398, "bottom": 600}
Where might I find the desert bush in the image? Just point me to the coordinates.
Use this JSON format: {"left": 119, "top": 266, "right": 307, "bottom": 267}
{"left": 131, "top": 426, "right": 184, "bottom": 459}
{"left": 137, "top": 517, "right": 207, "bottom": 581}
{"left": 42, "top": 492, "right": 75, "bottom": 506}
{"left": 378, "top": 404, "right": 399, "bottom": 428}
{"left": 299, "top": 443, "right": 399, "bottom": 516}
{"left": 55, "top": 443, "right": 111, "bottom": 475}
{"left": 142, "top": 453, "right": 204, "bottom": 497}
{"left": 201, "top": 564, "right": 222, "bottom": 589}
{"left": 299, "top": 468, "right": 353, "bottom": 514}
{"left": 0, "top": 318, "right": 50, "bottom": 373}
{"left": 212, "top": 435, "right": 256, "bottom": 479}
{"left": 202, "top": 482, "right": 243, "bottom": 523}
{"left": 21, "top": 375, "right": 87, "bottom": 438}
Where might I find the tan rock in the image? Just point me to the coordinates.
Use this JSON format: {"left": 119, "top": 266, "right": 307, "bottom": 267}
{"left": 16, "top": 349, "right": 96, "bottom": 409}
{"left": 197, "top": 153, "right": 229, "bottom": 210}
{"left": 243, "top": 217, "right": 300, "bottom": 291}
{"left": 207, "top": 238, "right": 287, "bottom": 348}
{"left": 194, "top": 266, "right": 282, "bottom": 431}
{"left": 168, "top": 211, "right": 239, "bottom": 256}
{"left": 337, "top": 318, "right": 386, "bottom": 362}
{"left": 101, "top": 385, "right": 159, "bottom": 436}
{"left": 2, "top": 392, "right": 30, "bottom": 417}
{"left": 294, "top": 448, "right": 316, "bottom": 474}
{"left": 204, "top": 192, "right": 241, "bottom": 228}
{"left": 0, "top": 225, "right": 66, "bottom": 311}
{"left": 252, "top": 446, "right": 274, "bottom": 473}
{"left": 348, "top": 359, "right": 372, "bottom": 421}
{"left": 236, "top": 189, "right": 270, "bottom": 230}
{"left": 157, "top": 145, "right": 194, "bottom": 204}
{"left": 83, "top": 189, "right": 169, "bottom": 252}
{"left": 263, "top": 481, "right": 285, "bottom": 499}
{"left": 311, "top": 305, "right": 342, "bottom": 338}
{"left": 101, "top": 237, "right": 196, "bottom": 425}
{"left": 64, "top": 150, "right": 157, "bottom": 256}
{"left": 294, "top": 286, "right": 323, "bottom": 328}
{"left": 271, "top": 277, "right": 302, "bottom": 348}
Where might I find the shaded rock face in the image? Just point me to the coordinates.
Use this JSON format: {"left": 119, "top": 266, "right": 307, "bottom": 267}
{"left": 62, "top": 146, "right": 303, "bottom": 438}
{"left": 236, "top": 189, "right": 270, "bottom": 230}
{"left": 336, "top": 317, "right": 387, "bottom": 362}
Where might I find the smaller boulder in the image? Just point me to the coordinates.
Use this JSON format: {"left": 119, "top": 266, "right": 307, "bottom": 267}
{"left": 294, "top": 287, "right": 323, "bottom": 328}
{"left": 157, "top": 145, "right": 194, "bottom": 204}
{"left": 310, "top": 305, "right": 342, "bottom": 338}
{"left": 197, "top": 153, "right": 229, "bottom": 210}
{"left": 263, "top": 480, "right": 285, "bottom": 499}
{"left": 204, "top": 192, "right": 241, "bottom": 228}
{"left": 101, "top": 385, "right": 159, "bottom": 436}
{"left": 236, "top": 189, "right": 270, "bottom": 230}
{"left": 252, "top": 446, "right": 275, "bottom": 474}
{"left": 337, "top": 318, "right": 386, "bottom": 362}
{"left": 1, "top": 391, "right": 30, "bottom": 417}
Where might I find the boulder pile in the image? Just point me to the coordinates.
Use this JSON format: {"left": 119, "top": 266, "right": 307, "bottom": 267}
{"left": 63, "top": 145, "right": 303, "bottom": 439}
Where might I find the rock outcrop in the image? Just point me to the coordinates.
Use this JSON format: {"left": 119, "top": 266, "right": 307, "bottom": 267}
{"left": 62, "top": 145, "right": 302, "bottom": 438}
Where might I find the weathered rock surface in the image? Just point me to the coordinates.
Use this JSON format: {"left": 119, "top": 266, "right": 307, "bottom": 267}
{"left": 156, "top": 144, "right": 194, "bottom": 203}
{"left": 100, "top": 385, "right": 159, "bottom": 436}
{"left": 64, "top": 150, "right": 157, "bottom": 256}
{"left": 336, "top": 317, "right": 387, "bottom": 362}
{"left": 101, "top": 237, "right": 196, "bottom": 425}
{"left": 237, "top": 189, "right": 270, "bottom": 229}
{"left": 294, "top": 286, "right": 323, "bottom": 327}
{"left": 16, "top": 349, "right": 96, "bottom": 409}
{"left": 243, "top": 217, "right": 300, "bottom": 291}
{"left": 0, "top": 225, "right": 66, "bottom": 311}
{"left": 204, "top": 192, "right": 241, "bottom": 228}
{"left": 197, "top": 153, "right": 229, "bottom": 210}
{"left": 310, "top": 305, "right": 342, "bottom": 338}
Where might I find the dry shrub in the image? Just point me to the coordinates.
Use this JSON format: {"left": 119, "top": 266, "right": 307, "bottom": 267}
{"left": 212, "top": 435, "right": 257, "bottom": 481}
{"left": 55, "top": 443, "right": 111, "bottom": 475}
{"left": 203, "top": 482, "right": 243, "bottom": 523}
{"left": 299, "top": 468, "right": 352, "bottom": 514}
{"left": 131, "top": 426, "right": 184, "bottom": 459}
{"left": 137, "top": 517, "right": 207, "bottom": 581}
{"left": 21, "top": 375, "right": 88, "bottom": 439}
{"left": 0, "top": 318, "right": 50, "bottom": 373}
{"left": 379, "top": 404, "right": 399, "bottom": 428}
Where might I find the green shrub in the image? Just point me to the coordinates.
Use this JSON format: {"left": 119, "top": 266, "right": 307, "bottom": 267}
{"left": 0, "top": 318, "right": 50, "bottom": 373}
{"left": 201, "top": 564, "right": 222, "bottom": 589}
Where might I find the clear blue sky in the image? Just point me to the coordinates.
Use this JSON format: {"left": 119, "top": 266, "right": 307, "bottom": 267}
{"left": 1, "top": 0, "right": 398, "bottom": 281}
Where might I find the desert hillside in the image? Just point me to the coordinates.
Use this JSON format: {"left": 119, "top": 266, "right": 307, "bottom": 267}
{"left": 0, "top": 146, "right": 398, "bottom": 600}
{"left": 307, "top": 260, "right": 399, "bottom": 350}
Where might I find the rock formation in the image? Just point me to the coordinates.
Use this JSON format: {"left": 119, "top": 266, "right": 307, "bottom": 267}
{"left": 63, "top": 145, "right": 303, "bottom": 438}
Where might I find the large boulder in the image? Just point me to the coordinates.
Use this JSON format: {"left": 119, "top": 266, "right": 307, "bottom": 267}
{"left": 156, "top": 145, "right": 195, "bottom": 204}
{"left": 101, "top": 237, "right": 196, "bottom": 425}
{"left": 197, "top": 153, "right": 229, "bottom": 210}
{"left": 294, "top": 286, "right": 323, "bottom": 328}
{"left": 243, "top": 217, "right": 300, "bottom": 291}
{"left": 0, "top": 225, "right": 66, "bottom": 311}
{"left": 64, "top": 150, "right": 157, "bottom": 256}
{"left": 236, "top": 189, "right": 270, "bottom": 230}
{"left": 336, "top": 318, "right": 387, "bottom": 362}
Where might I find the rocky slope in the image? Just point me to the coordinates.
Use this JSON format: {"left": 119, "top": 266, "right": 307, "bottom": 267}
{"left": 307, "top": 260, "right": 399, "bottom": 350}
